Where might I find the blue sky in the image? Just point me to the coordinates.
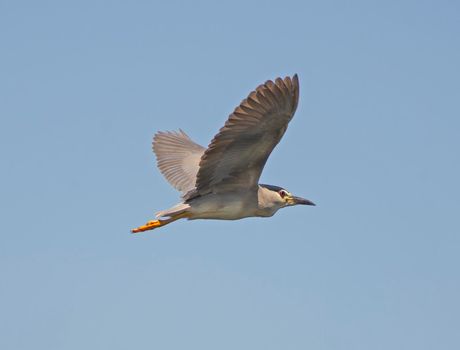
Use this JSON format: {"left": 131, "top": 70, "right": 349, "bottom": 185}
{"left": 1, "top": 1, "right": 459, "bottom": 349}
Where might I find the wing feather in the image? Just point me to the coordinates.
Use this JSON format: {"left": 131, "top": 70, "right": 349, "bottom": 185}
{"left": 184, "top": 75, "right": 299, "bottom": 200}
{"left": 153, "top": 130, "right": 205, "bottom": 194}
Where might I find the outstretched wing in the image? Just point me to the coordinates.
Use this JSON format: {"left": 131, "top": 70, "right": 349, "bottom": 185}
{"left": 153, "top": 130, "right": 205, "bottom": 194}
{"left": 184, "top": 75, "right": 299, "bottom": 200}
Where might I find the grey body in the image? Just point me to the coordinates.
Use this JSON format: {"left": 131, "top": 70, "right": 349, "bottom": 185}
{"left": 186, "top": 185, "right": 285, "bottom": 220}
{"left": 150, "top": 75, "right": 314, "bottom": 226}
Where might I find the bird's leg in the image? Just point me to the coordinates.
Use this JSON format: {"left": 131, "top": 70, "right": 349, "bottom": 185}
{"left": 131, "top": 213, "right": 187, "bottom": 234}
{"left": 131, "top": 219, "right": 166, "bottom": 233}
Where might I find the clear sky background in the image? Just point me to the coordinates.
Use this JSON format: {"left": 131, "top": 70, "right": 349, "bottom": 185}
{"left": 1, "top": 1, "right": 459, "bottom": 349}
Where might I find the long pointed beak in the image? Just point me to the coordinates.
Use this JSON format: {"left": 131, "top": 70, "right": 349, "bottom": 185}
{"left": 291, "top": 196, "right": 316, "bottom": 206}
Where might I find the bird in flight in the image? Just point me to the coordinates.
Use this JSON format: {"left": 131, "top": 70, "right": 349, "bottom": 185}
{"left": 131, "top": 74, "right": 315, "bottom": 233}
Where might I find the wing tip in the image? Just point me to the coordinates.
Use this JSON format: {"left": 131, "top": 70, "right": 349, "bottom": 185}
{"left": 292, "top": 73, "right": 299, "bottom": 88}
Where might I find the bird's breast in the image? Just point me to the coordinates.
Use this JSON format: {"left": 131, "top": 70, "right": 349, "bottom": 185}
{"left": 187, "top": 192, "right": 259, "bottom": 220}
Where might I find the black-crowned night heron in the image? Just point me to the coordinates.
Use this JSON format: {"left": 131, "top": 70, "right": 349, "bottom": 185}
{"left": 132, "top": 74, "right": 315, "bottom": 233}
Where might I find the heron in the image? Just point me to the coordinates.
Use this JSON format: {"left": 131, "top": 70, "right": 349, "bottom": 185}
{"left": 131, "top": 74, "right": 315, "bottom": 233}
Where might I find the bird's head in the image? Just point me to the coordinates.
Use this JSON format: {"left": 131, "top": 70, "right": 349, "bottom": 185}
{"left": 259, "top": 184, "right": 315, "bottom": 209}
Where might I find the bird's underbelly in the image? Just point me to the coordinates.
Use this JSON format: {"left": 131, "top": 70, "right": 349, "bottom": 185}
{"left": 187, "top": 194, "right": 257, "bottom": 220}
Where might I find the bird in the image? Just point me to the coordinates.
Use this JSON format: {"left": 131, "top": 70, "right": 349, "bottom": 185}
{"left": 131, "top": 74, "right": 315, "bottom": 233}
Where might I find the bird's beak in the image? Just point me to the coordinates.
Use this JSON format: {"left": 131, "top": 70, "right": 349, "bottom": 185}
{"left": 288, "top": 196, "right": 316, "bottom": 206}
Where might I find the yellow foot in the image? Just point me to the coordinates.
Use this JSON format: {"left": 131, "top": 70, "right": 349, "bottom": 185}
{"left": 131, "top": 220, "right": 163, "bottom": 233}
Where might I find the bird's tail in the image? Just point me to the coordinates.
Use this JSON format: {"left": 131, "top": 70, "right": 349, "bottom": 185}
{"left": 155, "top": 202, "right": 190, "bottom": 219}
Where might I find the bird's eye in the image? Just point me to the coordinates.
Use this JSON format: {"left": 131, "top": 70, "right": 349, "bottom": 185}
{"left": 279, "top": 190, "right": 287, "bottom": 198}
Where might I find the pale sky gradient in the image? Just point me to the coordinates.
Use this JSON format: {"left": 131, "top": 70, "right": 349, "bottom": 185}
{"left": 1, "top": 1, "right": 459, "bottom": 349}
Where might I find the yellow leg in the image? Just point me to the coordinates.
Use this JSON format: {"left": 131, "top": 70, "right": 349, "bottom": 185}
{"left": 131, "top": 213, "right": 188, "bottom": 234}
{"left": 131, "top": 220, "right": 165, "bottom": 233}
